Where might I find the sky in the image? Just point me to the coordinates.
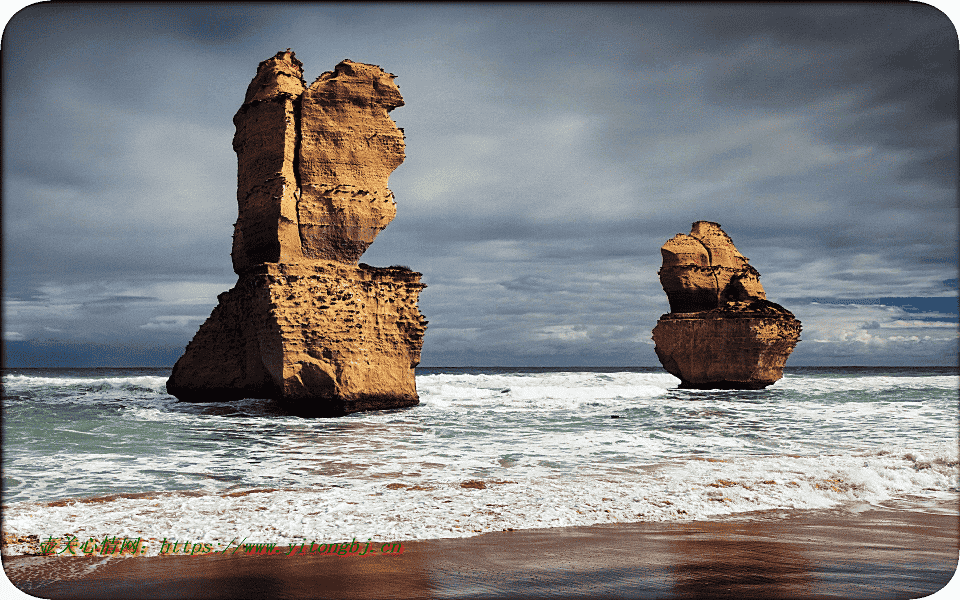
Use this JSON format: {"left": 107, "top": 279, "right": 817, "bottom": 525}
{"left": 2, "top": 2, "right": 958, "bottom": 368}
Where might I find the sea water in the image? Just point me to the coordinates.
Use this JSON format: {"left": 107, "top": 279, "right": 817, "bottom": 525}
{"left": 1, "top": 367, "right": 957, "bottom": 555}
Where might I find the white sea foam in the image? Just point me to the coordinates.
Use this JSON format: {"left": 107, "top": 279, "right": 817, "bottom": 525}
{"left": 2, "top": 369, "right": 957, "bottom": 556}
{"left": 773, "top": 374, "right": 959, "bottom": 394}
{"left": 2, "top": 374, "right": 169, "bottom": 393}
{"left": 3, "top": 444, "right": 955, "bottom": 556}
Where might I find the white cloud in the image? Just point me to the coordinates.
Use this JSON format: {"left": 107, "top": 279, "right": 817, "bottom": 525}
{"left": 883, "top": 320, "right": 957, "bottom": 329}
{"left": 789, "top": 302, "right": 958, "bottom": 365}
{"left": 797, "top": 303, "right": 957, "bottom": 344}
{"left": 2, "top": 279, "right": 228, "bottom": 344}
{"left": 140, "top": 316, "right": 207, "bottom": 331}
{"left": 533, "top": 324, "right": 589, "bottom": 342}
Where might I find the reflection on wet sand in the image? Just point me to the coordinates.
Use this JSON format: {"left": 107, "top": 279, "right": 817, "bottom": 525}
{"left": 5, "top": 505, "right": 956, "bottom": 599}
{"left": 669, "top": 520, "right": 813, "bottom": 599}
{"left": 5, "top": 549, "right": 434, "bottom": 600}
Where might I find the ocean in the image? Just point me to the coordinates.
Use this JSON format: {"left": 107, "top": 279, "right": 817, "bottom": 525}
{"left": 2, "top": 366, "right": 957, "bottom": 556}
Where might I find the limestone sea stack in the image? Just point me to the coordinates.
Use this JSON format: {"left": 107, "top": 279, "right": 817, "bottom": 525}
{"left": 167, "top": 51, "right": 427, "bottom": 416}
{"left": 651, "top": 221, "right": 800, "bottom": 389}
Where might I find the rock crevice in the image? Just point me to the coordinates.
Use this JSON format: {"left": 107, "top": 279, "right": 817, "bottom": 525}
{"left": 652, "top": 221, "right": 800, "bottom": 389}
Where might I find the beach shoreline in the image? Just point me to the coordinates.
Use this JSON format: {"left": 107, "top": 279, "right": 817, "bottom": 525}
{"left": 4, "top": 503, "right": 957, "bottom": 599}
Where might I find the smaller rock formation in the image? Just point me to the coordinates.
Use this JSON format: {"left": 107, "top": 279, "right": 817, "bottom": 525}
{"left": 651, "top": 221, "right": 801, "bottom": 389}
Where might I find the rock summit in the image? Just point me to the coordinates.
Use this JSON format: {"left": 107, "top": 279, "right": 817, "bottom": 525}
{"left": 167, "top": 51, "right": 427, "bottom": 416}
{"left": 651, "top": 221, "right": 800, "bottom": 389}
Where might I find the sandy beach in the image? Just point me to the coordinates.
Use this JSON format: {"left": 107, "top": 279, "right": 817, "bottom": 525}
{"left": 4, "top": 503, "right": 957, "bottom": 599}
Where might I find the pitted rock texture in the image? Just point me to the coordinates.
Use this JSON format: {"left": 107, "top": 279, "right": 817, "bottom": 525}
{"left": 168, "top": 51, "right": 426, "bottom": 416}
{"left": 652, "top": 221, "right": 800, "bottom": 389}
{"left": 167, "top": 263, "right": 427, "bottom": 416}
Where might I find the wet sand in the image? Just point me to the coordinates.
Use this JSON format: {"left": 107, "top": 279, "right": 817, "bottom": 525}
{"left": 4, "top": 504, "right": 957, "bottom": 599}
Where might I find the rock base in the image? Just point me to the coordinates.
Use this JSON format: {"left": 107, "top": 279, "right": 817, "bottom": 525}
{"left": 166, "top": 261, "right": 427, "bottom": 416}
{"left": 652, "top": 311, "right": 801, "bottom": 389}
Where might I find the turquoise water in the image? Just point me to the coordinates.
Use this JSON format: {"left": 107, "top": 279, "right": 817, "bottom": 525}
{"left": 2, "top": 366, "right": 957, "bottom": 552}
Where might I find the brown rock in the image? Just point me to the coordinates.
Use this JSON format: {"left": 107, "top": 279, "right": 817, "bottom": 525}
{"left": 167, "top": 262, "right": 426, "bottom": 415}
{"left": 231, "top": 53, "right": 405, "bottom": 271}
{"left": 167, "top": 52, "right": 427, "bottom": 416}
{"left": 651, "top": 222, "right": 800, "bottom": 389}
{"left": 658, "top": 221, "right": 766, "bottom": 313}
{"left": 231, "top": 50, "right": 305, "bottom": 273}
{"left": 297, "top": 60, "right": 406, "bottom": 264}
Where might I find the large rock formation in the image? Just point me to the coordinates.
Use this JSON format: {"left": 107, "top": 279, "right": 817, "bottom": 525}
{"left": 230, "top": 52, "right": 406, "bottom": 271}
{"left": 651, "top": 221, "right": 800, "bottom": 389}
{"left": 167, "top": 51, "right": 427, "bottom": 416}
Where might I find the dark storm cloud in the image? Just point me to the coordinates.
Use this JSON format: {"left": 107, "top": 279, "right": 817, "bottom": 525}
{"left": 2, "top": 2, "right": 957, "bottom": 366}
{"left": 693, "top": 4, "right": 954, "bottom": 99}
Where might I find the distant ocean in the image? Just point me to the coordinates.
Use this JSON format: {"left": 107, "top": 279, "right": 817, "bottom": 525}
{"left": 2, "top": 366, "right": 957, "bottom": 556}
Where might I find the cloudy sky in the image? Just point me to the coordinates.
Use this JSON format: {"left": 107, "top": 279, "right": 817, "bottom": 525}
{"left": 2, "top": 2, "right": 957, "bottom": 367}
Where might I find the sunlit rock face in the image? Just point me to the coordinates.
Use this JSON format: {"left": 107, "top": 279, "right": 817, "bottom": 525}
{"left": 231, "top": 52, "right": 405, "bottom": 271}
{"left": 652, "top": 221, "right": 800, "bottom": 389}
{"left": 230, "top": 50, "right": 305, "bottom": 272}
{"left": 296, "top": 59, "right": 406, "bottom": 265}
{"left": 168, "top": 51, "right": 427, "bottom": 416}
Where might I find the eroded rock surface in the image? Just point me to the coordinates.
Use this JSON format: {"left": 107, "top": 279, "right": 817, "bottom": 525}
{"left": 168, "top": 51, "right": 426, "bottom": 416}
{"left": 231, "top": 52, "right": 405, "bottom": 271}
{"left": 297, "top": 61, "right": 405, "bottom": 264}
{"left": 651, "top": 221, "right": 800, "bottom": 389}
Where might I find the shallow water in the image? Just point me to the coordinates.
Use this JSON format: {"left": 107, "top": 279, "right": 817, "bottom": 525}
{"left": 2, "top": 367, "right": 957, "bottom": 554}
